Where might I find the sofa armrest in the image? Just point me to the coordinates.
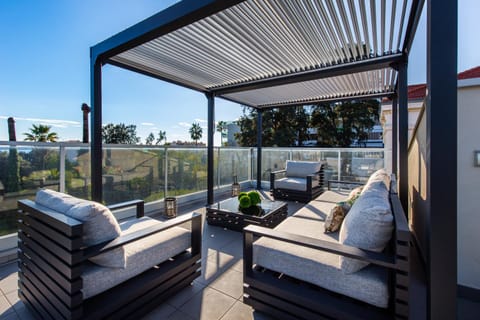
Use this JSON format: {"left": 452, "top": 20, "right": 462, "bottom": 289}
{"left": 270, "top": 169, "right": 286, "bottom": 190}
{"left": 243, "top": 225, "right": 399, "bottom": 274}
{"left": 108, "top": 199, "right": 144, "bottom": 218}
{"left": 84, "top": 212, "right": 202, "bottom": 259}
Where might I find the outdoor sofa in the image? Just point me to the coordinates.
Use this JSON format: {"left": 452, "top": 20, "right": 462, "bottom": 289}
{"left": 244, "top": 169, "right": 410, "bottom": 319}
{"left": 270, "top": 160, "right": 325, "bottom": 203}
{"left": 17, "top": 189, "right": 201, "bottom": 319}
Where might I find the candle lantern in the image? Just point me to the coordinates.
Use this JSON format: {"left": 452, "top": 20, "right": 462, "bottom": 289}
{"left": 164, "top": 197, "right": 177, "bottom": 218}
{"left": 231, "top": 175, "right": 241, "bottom": 197}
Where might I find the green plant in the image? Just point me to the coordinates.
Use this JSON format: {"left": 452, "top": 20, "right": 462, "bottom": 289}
{"left": 239, "top": 195, "right": 252, "bottom": 209}
{"left": 237, "top": 192, "right": 248, "bottom": 200}
{"left": 247, "top": 191, "right": 261, "bottom": 206}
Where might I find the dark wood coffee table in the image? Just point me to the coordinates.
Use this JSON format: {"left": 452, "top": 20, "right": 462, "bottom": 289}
{"left": 206, "top": 197, "right": 288, "bottom": 231}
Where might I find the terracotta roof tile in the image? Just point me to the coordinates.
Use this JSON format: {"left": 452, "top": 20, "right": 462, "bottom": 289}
{"left": 457, "top": 66, "right": 480, "bottom": 80}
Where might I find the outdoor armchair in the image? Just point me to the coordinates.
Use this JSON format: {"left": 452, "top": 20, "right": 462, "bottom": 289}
{"left": 270, "top": 160, "right": 325, "bottom": 202}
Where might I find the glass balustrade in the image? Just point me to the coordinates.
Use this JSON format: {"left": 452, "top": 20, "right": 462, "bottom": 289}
{"left": 0, "top": 142, "right": 383, "bottom": 236}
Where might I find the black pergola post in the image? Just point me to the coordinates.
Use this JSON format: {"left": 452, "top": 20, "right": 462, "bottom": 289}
{"left": 256, "top": 109, "right": 262, "bottom": 190}
{"left": 398, "top": 62, "right": 408, "bottom": 211}
{"left": 90, "top": 56, "right": 103, "bottom": 203}
{"left": 426, "top": 0, "right": 457, "bottom": 318}
{"left": 392, "top": 95, "right": 398, "bottom": 176}
{"left": 207, "top": 92, "right": 215, "bottom": 205}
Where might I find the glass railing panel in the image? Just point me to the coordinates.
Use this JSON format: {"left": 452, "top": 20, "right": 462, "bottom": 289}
{"left": 260, "top": 148, "right": 291, "bottom": 181}
{"left": 216, "top": 148, "right": 251, "bottom": 188}
{"left": 166, "top": 148, "right": 207, "bottom": 197}
{"left": 291, "top": 149, "right": 340, "bottom": 182}
{"left": 64, "top": 146, "right": 91, "bottom": 200}
{"left": 0, "top": 144, "right": 60, "bottom": 236}
{"left": 340, "top": 149, "right": 385, "bottom": 182}
{"left": 102, "top": 146, "right": 166, "bottom": 205}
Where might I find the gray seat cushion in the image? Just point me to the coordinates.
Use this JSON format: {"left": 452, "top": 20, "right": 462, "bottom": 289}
{"left": 81, "top": 217, "right": 191, "bottom": 299}
{"left": 253, "top": 211, "right": 390, "bottom": 308}
{"left": 274, "top": 177, "right": 307, "bottom": 191}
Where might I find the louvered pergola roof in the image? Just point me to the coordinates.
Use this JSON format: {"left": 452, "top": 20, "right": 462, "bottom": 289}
{"left": 92, "top": 0, "right": 423, "bottom": 108}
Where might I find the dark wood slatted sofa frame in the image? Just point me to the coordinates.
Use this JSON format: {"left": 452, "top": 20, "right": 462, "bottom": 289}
{"left": 17, "top": 199, "right": 201, "bottom": 320}
{"left": 270, "top": 164, "right": 325, "bottom": 203}
{"left": 244, "top": 178, "right": 410, "bottom": 320}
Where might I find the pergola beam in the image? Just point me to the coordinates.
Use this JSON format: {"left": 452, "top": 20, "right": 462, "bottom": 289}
{"left": 90, "top": 56, "right": 103, "bottom": 203}
{"left": 256, "top": 92, "right": 395, "bottom": 109}
{"left": 213, "top": 54, "right": 405, "bottom": 96}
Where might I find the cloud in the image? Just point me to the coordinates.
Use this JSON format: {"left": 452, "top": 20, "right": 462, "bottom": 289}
{"left": 6, "top": 116, "right": 81, "bottom": 129}
{"left": 194, "top": 118, "right": 208, "bottom": 123}
{"left": 178, "top": 122, "right": 190, "bottom": 128}
{"left": 141, "top": 122, "right": 155, "bottom": 126}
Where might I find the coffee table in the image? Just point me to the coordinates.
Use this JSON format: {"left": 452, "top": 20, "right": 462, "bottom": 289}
{"left": 206, "top": 197, "right": 288, "bottom": 231}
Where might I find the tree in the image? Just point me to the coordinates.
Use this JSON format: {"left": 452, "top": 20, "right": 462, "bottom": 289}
{"left": 311, "top": 99, "right": 380, "bottom": 147}
{"left": 234, "top": 106, "right": 309, "bottom": 147}
{"left": 189, "top": 123, "right": 203, "bottom": 146}
{"left": 23, "top": 124, "right": 58, "bottom": 142}
{"left": 145, "top": 133, "right": 155, "bottom": 145}
{"left": 156, "top": 130, "right": 166, "bottom": 145}
{"left": 216, "top": 121, "right": 227, "bottom": 146}
{"left": 102, "top": 123, "right": 140, "bottom": 144}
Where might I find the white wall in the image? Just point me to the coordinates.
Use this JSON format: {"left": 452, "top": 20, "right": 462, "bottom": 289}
{"left": 457, "top": 81, "right": 480, "bottom": 290}
{"left": 381, "top": 79, "right": 480, "bottom": 290}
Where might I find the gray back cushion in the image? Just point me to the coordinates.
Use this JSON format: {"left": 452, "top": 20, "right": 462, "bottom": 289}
{"left": 35, "top": 189, "right": 124, "bottom": 268}
{"left": 339, "top": 179, "right": 393, "bottom": 273}
{"left": 285, "top": 160, "right": 322, "bottom": 178}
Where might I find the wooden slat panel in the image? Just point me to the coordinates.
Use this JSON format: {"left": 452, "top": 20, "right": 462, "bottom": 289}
{"left": 22, "top": 266, "right": 74, "bottom": 318}
{"left": 18, "top": 200, "right": 82, "bottom": 237}
{"left": 245, "top": 272, "right": 389, "bottom": 320}
{"left": 396, "top": 274, "right": 409, "bottom": 287}
{"left": 18, "top": 234, "right": 82, "bottom": 279}
{"left": 20, "top": 278, "right": 65, "bottom": 320}
{"left": 22, "top": 214, "right": 82, "bottom": 251}
{"left": 20, "top": 261, "right": 83, "bottom": 308}
{"left": 19, "top": 224, "right": 83, "bottom": 265}
{"left": 244, "top": 296, "right": 303, "bottom": 320}
{"left": 85, "top": 253, "right": 200, "bottom": 319}
{"left": 18, "top": 246, "right": 82, "bottom": 292}
{"left": 19, "top": 286, "right": 54, "bottom": 320}
{"left": 245, "top": 286, "right": 322, "bottom": 320}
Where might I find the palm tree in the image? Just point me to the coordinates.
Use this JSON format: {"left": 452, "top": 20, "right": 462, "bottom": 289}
{"left": 156, "top": 130, "right": 166, "bottom": 145}
{"left": 216, "top": 121, "right": 227, "bottom": 146}
{"left": 189, "top": 123, "right": 203, "bottom": 146}
{"left": 24, "top": 124, "right": 58, "bottom": 142}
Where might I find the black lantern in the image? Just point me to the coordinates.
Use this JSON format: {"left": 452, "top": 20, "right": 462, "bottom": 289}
{"left": 164, "top": 197, "right": 177, "bottom": 218}
{"left": 231, "top": 175, "right": 240, "bottom": 197}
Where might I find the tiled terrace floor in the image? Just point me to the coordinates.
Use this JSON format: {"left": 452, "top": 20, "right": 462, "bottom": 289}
{"left": 1, "top": 193, "right": 479, "bottom": 319}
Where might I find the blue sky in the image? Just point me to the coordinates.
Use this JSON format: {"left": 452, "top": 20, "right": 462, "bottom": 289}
{"left": 1, "top": 1, "right": 479, "bottom": 144}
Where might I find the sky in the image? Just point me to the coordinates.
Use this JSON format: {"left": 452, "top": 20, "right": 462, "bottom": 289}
{"left": 1, "top": 1, "right": 479, "bottom": 144}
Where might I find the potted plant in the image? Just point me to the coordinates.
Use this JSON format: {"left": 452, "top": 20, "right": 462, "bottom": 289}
{"left": 238, "top": 191, "right": 263, "bottom": 216}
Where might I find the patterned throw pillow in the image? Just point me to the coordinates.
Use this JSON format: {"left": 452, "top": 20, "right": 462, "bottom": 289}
{"left": 324, "top": 203, "right": 348, "bottom": 233}
{"left": 346, "top": 186, "right": 363, "bottom": 206}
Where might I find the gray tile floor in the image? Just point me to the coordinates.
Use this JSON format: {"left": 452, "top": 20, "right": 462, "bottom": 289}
{"left": 1, "top": 194, "right": 479, "bottom": 319}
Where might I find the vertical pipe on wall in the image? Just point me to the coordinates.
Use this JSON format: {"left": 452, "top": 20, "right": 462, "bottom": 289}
{"left": 256, "top": 109, "right": 263, "bottom": 190}
{"left": 398, "top": 62, "right": 408, "bottom": 211}
{"left": 426, "top": 0, "right": 457, "bottom": 318}
{"left": 392, "top": 95, "right": 398, "bottom": 176}
{"left": 59, "top": 145, "right": 66, "bottom": 193}
{"left": 207, "top": 93, "right": 215, "bottom": 205}
{"left": 90, "top": 55, "right": 103, "bottom": 203}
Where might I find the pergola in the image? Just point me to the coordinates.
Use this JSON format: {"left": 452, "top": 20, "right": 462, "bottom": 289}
{"left": 90, "top": 1, "right": 457, "bottom": 318}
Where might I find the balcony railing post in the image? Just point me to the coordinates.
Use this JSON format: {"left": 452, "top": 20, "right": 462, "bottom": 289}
{"left": 164, "top": 146, "right": 168, "bottom": 198}
{"left": 59, "top": 144, "right": 66, "bottom": 193}
{"left": 337, "top": 150, "right": 341, "bottom": 181}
